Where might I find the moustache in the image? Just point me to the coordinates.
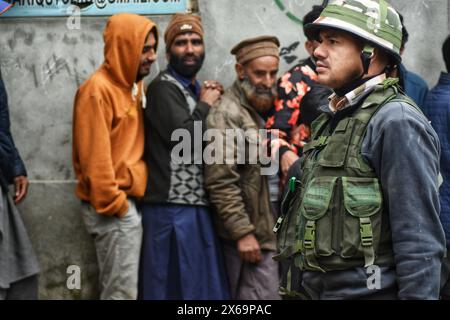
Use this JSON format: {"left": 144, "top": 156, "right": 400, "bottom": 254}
{"left": 254, "top": 86, "right": 276, "bottom": 97}
{"left": 181, "top": 54, "right": 201, "bottom": 63}
{"left": 169, "top": 50, "right": 205, "bottom": 79}
{"left": 241, "top": 78, "right": 277, "bottom": 114}
{"left": 316, "top": 60, "right": 329, "bottom": 69}
{"left": 241, "top": 78, "right": 277, "bottom": 97}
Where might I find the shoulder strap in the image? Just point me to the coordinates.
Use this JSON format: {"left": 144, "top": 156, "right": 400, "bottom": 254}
{"left": 355, "top": 79, "right": 399, "bottom": 125}
{"left": 310, "top": 113, "right": 331, "bottom": 140}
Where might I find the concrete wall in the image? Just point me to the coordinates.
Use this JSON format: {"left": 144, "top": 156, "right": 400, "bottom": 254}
{"left": 0, "top": 0, "right": 449, "bottom": 299}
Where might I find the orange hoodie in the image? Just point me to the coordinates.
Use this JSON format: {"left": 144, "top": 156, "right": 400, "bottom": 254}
{"left": 72, "top": 14, "right": 158, "bottom": 217}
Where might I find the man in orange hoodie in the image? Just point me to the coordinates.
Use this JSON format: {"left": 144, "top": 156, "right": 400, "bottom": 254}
{"left": 72, "top": 13, "right": 158, "bottom": 300}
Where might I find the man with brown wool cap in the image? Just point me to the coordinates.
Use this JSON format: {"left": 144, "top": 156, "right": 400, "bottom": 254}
{"left": 139, "top": 13, "right": 229, "bottom": 300}
{"left": 205, "top": 35, "right": 282, "bottom": 300}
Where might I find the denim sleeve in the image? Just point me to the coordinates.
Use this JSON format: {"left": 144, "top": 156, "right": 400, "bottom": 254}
{"left": 361, "top": 101, "right": 446, "bottom": 299}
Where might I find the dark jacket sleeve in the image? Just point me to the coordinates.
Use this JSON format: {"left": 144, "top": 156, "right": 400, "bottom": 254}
{"left": 145, "top": 79, "right": 210, "bottom": 150}
{"left": 0, "top": 131, "right": 13, "bottom": 174}
{"left": 361, "top": 101, "right": 446, "bottom": 300}
{"left": 0, "top": 71, "right": 27, "bottom": 183}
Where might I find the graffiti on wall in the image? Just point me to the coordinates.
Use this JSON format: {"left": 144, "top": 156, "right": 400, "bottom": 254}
{"left": 274, "top": 0, "right": 304, "bottom": 25}
{"left": 1, "top": 52, "right": 94, "bottom": 89}
{"left": 274, "top": 1, "right": 328, "bottom": 66}
{"left": 274, "top": 0, "right": 305, "bottom": 65}
{"left": 0, "top": 27, "right": 100, "bottom": 89}
{"left": 280, "top": 41, "right": 301, "bottom": 65}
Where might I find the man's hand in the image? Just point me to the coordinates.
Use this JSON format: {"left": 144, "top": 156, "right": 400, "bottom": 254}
{"left": 13, "top": 175, "right": 29, "bottom": 204}
{"left": 237, "top": 233, "right": 261, "bottom": 264}
{"left": 200, "top": 80, "right": 223, "bottom": 106}
{"left": 281, "top": 150, "right": 299, "bottom": 177}
{"left": 203, "top": 80, "right": 224, "bottom": 94}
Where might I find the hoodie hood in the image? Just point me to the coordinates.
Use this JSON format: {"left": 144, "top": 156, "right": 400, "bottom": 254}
{"left": 103, "top": 13, "right": 158, "bottom": 88}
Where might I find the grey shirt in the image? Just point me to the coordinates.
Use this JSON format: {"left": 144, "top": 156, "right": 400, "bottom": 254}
{"left": 303, "top": 98, "right": 446, "bottom": 300}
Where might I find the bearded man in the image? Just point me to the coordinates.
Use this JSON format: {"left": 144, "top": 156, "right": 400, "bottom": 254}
{"left": 205, "top": 36, "right": 281, "bottom": 300}
{"left": 139, "top": 13, "right": 229, "bottom": 300}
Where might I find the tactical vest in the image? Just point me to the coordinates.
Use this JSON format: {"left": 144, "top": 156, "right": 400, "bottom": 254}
{"left": 274, "top": 79, "right": 418, "bottom": 294}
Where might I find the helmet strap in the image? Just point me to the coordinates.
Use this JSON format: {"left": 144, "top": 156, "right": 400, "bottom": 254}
{"left": 334, "top": 45, "right": 376, "bottom": 97}
{"left": 384, "top": 63, "right": 398, "bottom": 76}
{"left": 360, "top": 45, "right": 375, "bottom": 76}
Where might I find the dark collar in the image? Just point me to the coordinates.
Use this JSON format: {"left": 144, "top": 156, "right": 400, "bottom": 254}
{"left": 167, "top": 66, "right": 201, "bottom": 98}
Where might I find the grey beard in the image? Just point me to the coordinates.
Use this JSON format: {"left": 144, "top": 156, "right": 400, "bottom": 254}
{"left": 240, "top": 78, "right": 277, "bottom": 115}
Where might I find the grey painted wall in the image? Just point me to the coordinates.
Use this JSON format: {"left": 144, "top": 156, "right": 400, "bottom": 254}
{"left": 0, "top": 0, "right": 449, "bottom": 299}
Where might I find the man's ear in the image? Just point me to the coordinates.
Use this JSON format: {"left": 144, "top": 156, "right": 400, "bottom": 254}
{"left": 371, "top": 47, "right": 380, "bottom": 61}
{"left": 372, "top": 47, "right": 391, "bottom": 66}
{"left": 368, "top": 47, "right": 391, "bottom": 75}
{"left": 235, "top": 63, "right": 245, "bottom": 80}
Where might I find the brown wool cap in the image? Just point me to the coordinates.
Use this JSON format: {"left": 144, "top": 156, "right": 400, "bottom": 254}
{"left": 231, "top": 35, "right": 280, "bottom": 65}
{"left": 164, "top": 13, "right": 204, "bottom": 51}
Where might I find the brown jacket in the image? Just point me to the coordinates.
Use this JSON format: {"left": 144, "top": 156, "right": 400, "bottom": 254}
{"left": 72, "top": 14, "right": 158, "bottom": 217}
{"left": 205, "top": 81, "right": 276, "bottom": 251}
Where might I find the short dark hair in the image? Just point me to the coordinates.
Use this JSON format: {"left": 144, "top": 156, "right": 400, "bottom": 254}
{"left": 443, "top": 35, "right": 450, "bottom": 73}
{"left": 303, "top": 6, "right": 325, "bottom": 40}
{"left": 398, "top": 13, "right": 409, "bottom": 49}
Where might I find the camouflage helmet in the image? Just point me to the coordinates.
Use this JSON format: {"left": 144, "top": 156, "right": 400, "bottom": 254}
{"left": 304, "top": 0, "right": 403, "bottom": 63}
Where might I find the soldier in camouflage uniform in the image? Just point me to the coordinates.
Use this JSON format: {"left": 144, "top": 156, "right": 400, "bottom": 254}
{"left": 275, "top": 0, "right": 447, "bottom": 299}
